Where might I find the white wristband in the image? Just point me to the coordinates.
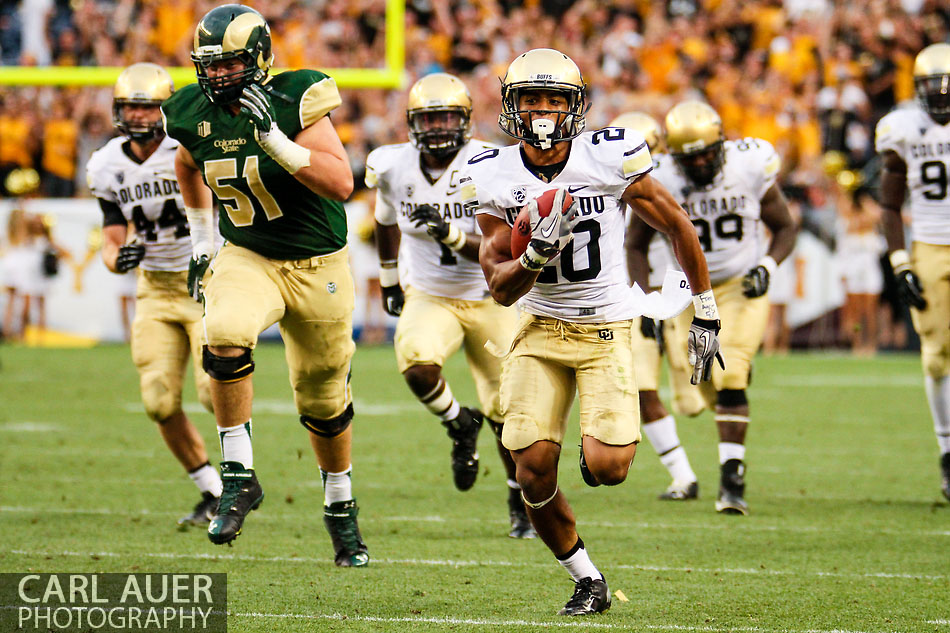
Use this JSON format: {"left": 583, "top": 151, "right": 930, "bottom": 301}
{"left": 379, "top": 261, "right": 400, "bottom": 287}
{"left": 692, "top": 289, "right": 720, "bottom": 321}
{"left": 255, "top": 123, "right": 311, "bottom": 174}
{"left": 759, "top": 255, "right": 778, "bottom": 277}
{"left": 889, "top": 249, "right": 910, "bottom": 273}
{"left": 184, "top": 207, "right": 215, "bottom": 258}
{"left": 442, "top": 223, "right": 467, "bottom": 251}
{"left": 519, "top": 244, "right": 549, "bottom": 272}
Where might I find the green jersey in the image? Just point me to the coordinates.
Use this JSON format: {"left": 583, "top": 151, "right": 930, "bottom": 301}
{"left": 162, "top": 69, "right": 347, "bottom": 259}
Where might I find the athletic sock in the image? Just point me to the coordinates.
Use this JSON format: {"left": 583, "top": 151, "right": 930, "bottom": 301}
{"left": 643, "top": 415, "right": 696, "bottom": 483}
{"left": 556, "top": 538, "right": 601, "bottom": 582}
{"left": 321, "top": 466, "right": 353, "bottom": 505}
{"left": 419, "top": 378, "right": 461, "bottom": 422}
{"left": 924, "top": 375, "right": 950, "bottom": 453}
{"left": 718, "top": 441, "right": 746, "bottom": 464}
{"left": 188, "top": 462, "right": 222, "bottom": 497}
{"left": 218, "top": 420, "right": 253, "bottom": 469}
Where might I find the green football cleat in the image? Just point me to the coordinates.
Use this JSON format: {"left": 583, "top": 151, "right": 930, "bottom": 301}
{"left": 323, "top": 499, "right": 369, "bottom": 567}
{"left": 207, "top": 462, "right": 264, "bottom": 545}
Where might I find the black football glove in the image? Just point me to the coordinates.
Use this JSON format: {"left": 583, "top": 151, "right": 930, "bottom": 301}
{"left": 895, "top": 268, "right": 927, "bottom": 310}
{"left": 116, "top": 243, "right": 146, "bottom": 273}
{"left": 187, "top": 254, "right": 211, "bottom": 303}
{"left": 381, "top": 284, "right": 405, "bottom": 317}
{"left": 741, "top": 265, "right": 770, "bottom": 298}
{"left": 238, "top": 84, "right": 276, "bottom": 134}
{"left": 409, "top": 204, "right": 450, "bottom": 242}
{"left": 687, "top": 317, "right": 725, "bottom": 385}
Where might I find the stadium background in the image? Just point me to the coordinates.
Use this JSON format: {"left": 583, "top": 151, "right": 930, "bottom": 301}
{"left": 0, "top": 0, "right": 947, "bottom": 346}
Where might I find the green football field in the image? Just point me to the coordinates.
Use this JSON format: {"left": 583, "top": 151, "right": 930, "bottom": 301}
{"left": 1, "top": 343, "right": 948, "bottom": 632}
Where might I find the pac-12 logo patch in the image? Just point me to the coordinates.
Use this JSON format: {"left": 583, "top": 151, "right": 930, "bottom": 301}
{"left": 512, "top": 187, "right": 526, "bottom": 204}
{"left": 406, "top": 185, "right": 414, "bottom": 198}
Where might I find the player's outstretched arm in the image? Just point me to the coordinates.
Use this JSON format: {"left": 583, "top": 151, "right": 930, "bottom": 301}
{"left": 621, "top": 173, "right": 710, "bottom": 295}
{"left": 477, "top": 214, "right": 541, "bottom": 306}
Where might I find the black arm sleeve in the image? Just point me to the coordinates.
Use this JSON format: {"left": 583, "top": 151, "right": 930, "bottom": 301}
{"left": 98, "top": 198, "right": 126, "bottom": 227}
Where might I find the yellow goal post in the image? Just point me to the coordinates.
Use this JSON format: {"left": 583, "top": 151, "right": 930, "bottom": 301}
{"left": 0, "top": 0, "right": 405, "bottom": 89}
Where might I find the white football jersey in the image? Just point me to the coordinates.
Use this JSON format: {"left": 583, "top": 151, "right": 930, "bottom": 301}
{"left": 86, "top": 135, "right": 194, "bottom": 271}
{"left": 875, "top": 106, "right": 950, "bottom": 245}
{"left": 651, "top": 138, "right": 780, "bottom": 285}
{"left": 365, "top": 140, "right": 498, "bottom": 301}
{"left": 461, "top": 127, "right": 653, "bottom": 322}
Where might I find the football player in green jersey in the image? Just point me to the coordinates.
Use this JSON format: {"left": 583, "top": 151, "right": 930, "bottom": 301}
{"left": 162, "top": 4, "right": 368, "bottom": 567}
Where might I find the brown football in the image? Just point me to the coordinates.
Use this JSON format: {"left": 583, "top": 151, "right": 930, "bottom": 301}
{"left": 510, "top": 188, "right": 573, "bottom": 258}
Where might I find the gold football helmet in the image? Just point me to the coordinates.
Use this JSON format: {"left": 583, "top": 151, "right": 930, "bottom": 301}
{"left": 914, "top": 43, "right": 950, "bottom": 124}
{"left": 499, "top": 48, "right": 589, "bottom": 149}
{"left": 608, "top": 111, "right": 663, "bottom": 152}
{"left": 406, "top": 73, "right": 473, "bottom": 157}
{"left": 664, "top": 100, "right": 725, "bottom": 187}
{"left": 113, "top": 62, "right": 174, "bottom": 142}
{"left": 192, "top": 4, "right": 273, "bottom": 105}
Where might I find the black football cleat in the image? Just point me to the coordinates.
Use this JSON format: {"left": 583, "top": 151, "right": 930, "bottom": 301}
{"left": 507, "top": 487, "right": 537, "bottom": 539}
{"left": 178, "top": 491, "right": 219, "bottom": 527}
{"left": 323, "top": 499, "right": 369, "bottom": 567}
{"left": 558, "top": 576, "right": 611, "bottom": 616}
{"left": 941, "top": 453, "right": 950, "bottom": 502}
{"left": 715, "top": 459, "right": 748, "bottom": 515}
{"left": 207, "top": 462, "right": 264, "bottom": 545}
{"left": 442, "top": 407, "right": 483, "bottom": 491}
{"left": 659, "top": 480, "right": 699, "bottom": 501}
{"left": 578, "top": 445, "right": 600, "bottom": 487}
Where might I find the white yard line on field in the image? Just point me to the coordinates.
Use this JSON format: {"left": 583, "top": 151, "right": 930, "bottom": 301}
{"left": 234, "top": 611, "right": 887, "bottom": 633}
{"left": 6, "top": 549, "right": 946, "bottom": 582}
{"left": 4, "top": 505, "right": 950, "bottom": 538}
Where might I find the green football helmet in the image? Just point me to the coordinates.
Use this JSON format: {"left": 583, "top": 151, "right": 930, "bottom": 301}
{"left": 191, "top": 4, "right": 273, "bottom": 106}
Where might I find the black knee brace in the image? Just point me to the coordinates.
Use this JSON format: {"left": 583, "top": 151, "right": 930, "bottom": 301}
{"left": 202, "top": 346, "right": 254, "bottom": 382}
{"left": 717, "top": 389, "right": 748, "bottom": 408}
{"left": 300, "top": 403, "right": 354, "bottom": 438}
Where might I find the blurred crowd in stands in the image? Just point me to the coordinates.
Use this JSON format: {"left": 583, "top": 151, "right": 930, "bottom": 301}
{"left": 0, "top": 0, "right": 948, "bottom": 351}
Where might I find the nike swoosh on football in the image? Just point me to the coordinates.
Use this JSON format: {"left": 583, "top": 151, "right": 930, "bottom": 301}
{"left": 567, "top": 185, "right": 588, "bottom": 193}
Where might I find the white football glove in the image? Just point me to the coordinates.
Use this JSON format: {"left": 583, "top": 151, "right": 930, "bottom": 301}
{"left": 520, "top": 189, "right": 579, "bottom": 271}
